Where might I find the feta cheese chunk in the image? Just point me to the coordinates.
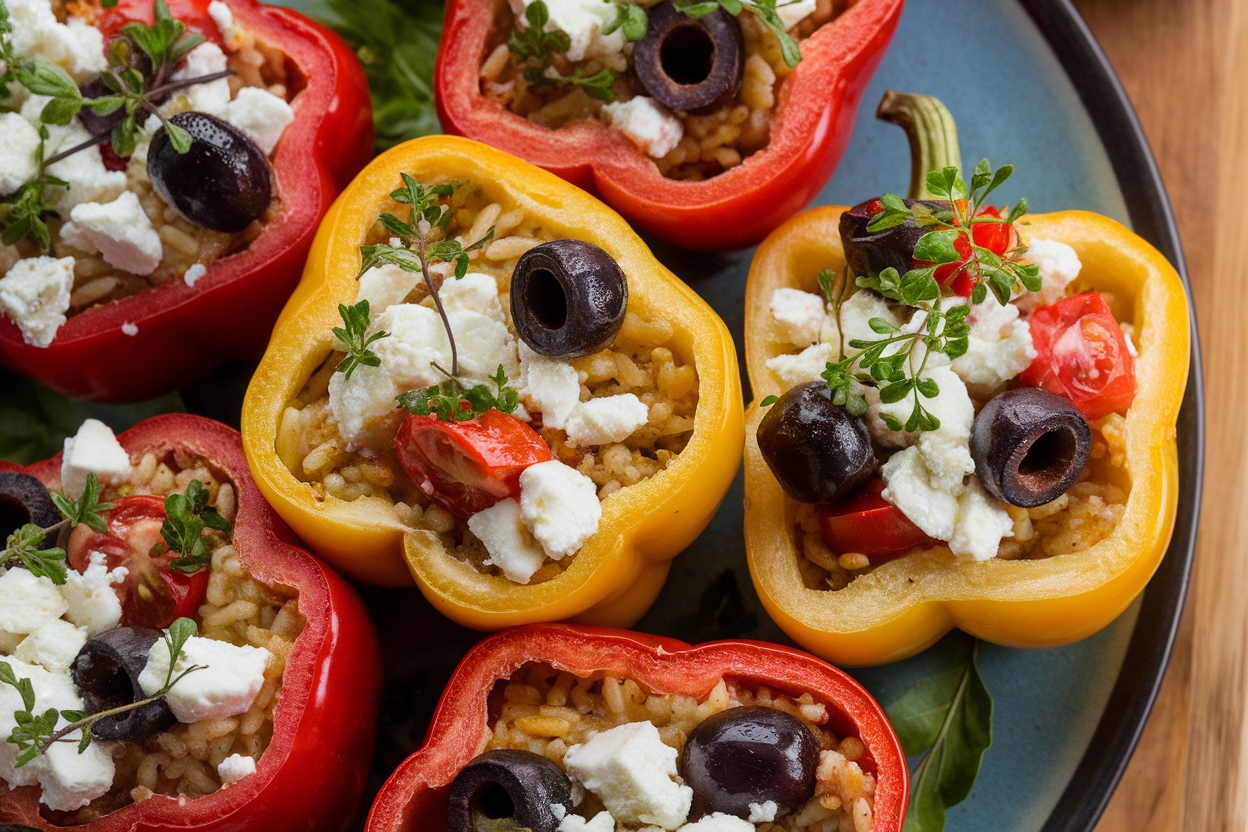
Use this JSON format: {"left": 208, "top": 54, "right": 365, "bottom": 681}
{"left": 0, "top": 255, "right": 75, "bottom": 348}
{"left": 559, "top": 812, "right": 616, "bottom": 832}
{"left": 218, "top": 753, "right": 257, "bottom": 786}
{"left": 679, "top": 813, "right": 756, "bottom": 832}
{"left": 520, "top": 345, "right": 582, "bottom": 430}
{"left": 6, "top": 0, "right": 105, "bottom": 83}
{"left": 61, "top": 418, "right": 133, "bottom": 499}
{"left": 880, "top": 446, "right": 960, "bottom": 541}
{"left": 765, "top": 341, "right": 836, "bottom": 391}
{"left": 839, "top": 290, "right": 903, "bottom": 361}
{"left": 172, "top": 41, "right": 231, "bottom": 117}
{"left": 355, "top": 263, "right": 421, "bottom": 317}
{"left": 519, "top": 461, "right": 601, "bottom": 559}
{"left": 15, "top": 618, "right": 87, "bottom": 673}
{"left": 45, "top": 123, "right": 128, "bottom": 215}
{"left": 139, "top": 635, "right": 274, "bottom": 722}
{"left": 0, "top": 568, "right": 69, "bottom": 634}
{"left": 208, "top": 0, "right": 242, "bottom": 47}
{"left": 1017, "top": 238, "right": 1081, "bottom": 312}
{"left": 327, "top": 363, "right": 401, "bottom": 450}
{"left": 60, "top": 551, "right": 127, "bottom": 636}
{"left": 0, "top": 112, "right": 41, "bottom": 194}
{"left": 468, "top": 498, "right": 549, "bottom": 583}
{"left": 866, "top": 365, "right": 975, "bottom": 494}
{"left": 509, "top": 0, "right": 624, "bottom": 62}
{"left": 601, "top": 97, "right": 683, "bottom": 159}
{"left": 184, "top": 263, "right": 208, "bottom": 287}
{"left": 948, "top": 479, "right": 1014, "bottom": 562}
{"left": 0, "top": 630, "right": 25, "bottom": 654}
{"left": 70, "top": 192, "right": 163, "bottom": 276}
{"left": 775, "top": 0, "right": 816, "bottom": 29}
{"left": 770, "top": 287, "right": 826, "bottom": 347}
{"left": 441, "top": 272, "right": 506, "bottom": 323}
{"left": 748, "top": 801, "right": 779, "bottom": 823}
{"left": 564, "top": 393, "right": 649, "bottom": 447}
{"left": 225, "top": 87, "right": 295, "bottom": 155}
{"left": 950, "top": 296, "right": 1037, "bottom": 392}
{"left": 562, "top": 721, "right": 693, "bottom": 829}
{"left": 373, "top": 304, "right": 519, "bottom": 391}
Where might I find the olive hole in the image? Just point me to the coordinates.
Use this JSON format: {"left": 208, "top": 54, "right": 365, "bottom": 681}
{"left": 1015, "top": 428, "right": 1076, "bottom": 490}
{"left": 523, "top": 268, "right": 568, "bottom": 331}
{"left": 0, "top": 495, "right": 30, "bottom": 537}
{"left": 87, "top": 656, "right": 140, "bottom": 712}
{"left": 469, "top": 783, "right": 516, "bottom": 821}
{"left": 660, "top": 23, "right": 715, "bottom": 85}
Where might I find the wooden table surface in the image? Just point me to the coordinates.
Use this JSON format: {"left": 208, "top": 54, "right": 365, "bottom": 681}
{"left": 1070, "top": 0, "right": 1240, "bottom": 829}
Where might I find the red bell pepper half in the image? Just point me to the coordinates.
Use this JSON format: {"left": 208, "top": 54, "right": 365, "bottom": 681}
{"left": 434, "top": 0, "right": 903, "bottom": 252}
{"left": 0, "top": 414, "right": 383, "bottom": 832}
{"left": 365, "top": 623, "right": 908, "bottom": 832}
{"left": 0, "top": 0, "right": 373, "bottom": 403}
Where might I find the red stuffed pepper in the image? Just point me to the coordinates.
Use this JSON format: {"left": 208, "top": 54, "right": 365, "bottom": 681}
{"left": 435, "top": 0, "right": 902, "bottom": 251}
{"left": 0, "top": 0, "right": 372, "bottom": 402}
{"left": 0, "top": 414, "right": 382, "bottom": 832}
{"left": 367, "top": 624, "right": 907, "bottom": 832}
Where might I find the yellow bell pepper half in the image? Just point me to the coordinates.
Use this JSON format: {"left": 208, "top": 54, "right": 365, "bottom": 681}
{"left": 242, "top": 136, "right": 743, "bottom": 630}
{"left": 743, "top": 207, "right": 1189, "bottom": 666}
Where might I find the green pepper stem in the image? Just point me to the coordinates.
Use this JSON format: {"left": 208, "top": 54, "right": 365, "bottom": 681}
{"left": 876, "top": 90, "right": 963, "bottom": 201}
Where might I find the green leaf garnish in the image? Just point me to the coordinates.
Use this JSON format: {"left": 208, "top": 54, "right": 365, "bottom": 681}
{"left": 51, "top": 472, "right": 114, "bottom": 534}
{"left": 333, "top": 300, "right": 390, "bottom": 381}
{"left": 161, "top": 480, "right": 232, "bottom": 574}
{"left": 397, "top": 364, "right": 521, "bottom": 421}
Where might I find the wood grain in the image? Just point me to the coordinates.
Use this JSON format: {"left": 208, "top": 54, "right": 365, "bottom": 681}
{"left": 1072, "top": 0, "right": 1243, "bottom": 829}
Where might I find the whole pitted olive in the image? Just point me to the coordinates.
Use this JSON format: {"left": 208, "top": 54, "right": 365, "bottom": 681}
{"left": 679, "top": 705, "right": 820, "bottom": 821}
{"left": 510, "top": 239, "right": 628, "bottom": 359}
{"left": 970, "top": 387, "right": 1092, "bottom": 507}
{"left": 71, "top": 627, "right": 175, "bottom": 742}
{"left": 633, "top": 0, "right": 744, "bottom": 113}
{"left": 447, "top": 749, "right": 573, "bottom": 832}
{"left": 757, "top": 381, "right": 877, "bottom": 504}
{"left": 0, "top": 472, "right": 59, "bottom": 547}
{"left": 839, "top": 197, "right": 953, "bottom": 280}
{"left": 147, "top": 112, "right": 273, "bottom": 233}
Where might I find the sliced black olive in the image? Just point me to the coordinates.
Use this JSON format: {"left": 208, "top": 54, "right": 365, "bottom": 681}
{"left": 970, "top": 387, "right": 1092, "bottom": 508}
{"left": 71, "top": 627, "right": 175, "bottom": 742}
{"left": 447, "top": 749, "right": 573, "bottom": 832}
{"left": 147, "top": 112, "right": 272, "bottom": 233}
{"left": 633, "top": 0, "right": 744, "bottom": 113}
{"left": 679, "top": 705, "right": 819, "bottom": 821}
{"left": 0, "top": 472, "right": 59, "bottom": 548}
{"left": 78, "top": 76, "right": 127, "bottom": 137}
{"left": 757, "top": 381, "right": 877, "bottom": 504}
{"left": 510, "top": 240, "right": 628, "bottom": 359}
{"left": 839, "top": 197, "right": 954, "bottom": 280}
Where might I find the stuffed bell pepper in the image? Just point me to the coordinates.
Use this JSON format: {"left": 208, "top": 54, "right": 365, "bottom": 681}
{"left": 742, "top": 92, "right": 1190, "bottom": 666}
{"left": 0, "top": 414, "right": 382, "bottom": 830}
{"left": 241, "top": 135, "right": 743, "bottom": 630}
{"left": 366, "top": 623, "right": 908, "bottom": 832}
{"left": 0, "top": 0, "right": 372, "bottom": 402}
{"left": 435, "top": 0, "right": 902, "bottom": 251}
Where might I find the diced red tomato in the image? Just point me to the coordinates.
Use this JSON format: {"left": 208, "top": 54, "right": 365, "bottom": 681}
{"left": 394, "top": 410, "right": 553, "bottom": 520}
{"left": 1020, "top": 291, "right": 1137, "bottom": 421}
{"left": 817, "top": 478, "right": 938, "bottom": 563}
{"left": 918, "top": 206, "right": 1017, "bottom": 298}
{"left": 67, "top": 495, "right": 209, "bottom": 629}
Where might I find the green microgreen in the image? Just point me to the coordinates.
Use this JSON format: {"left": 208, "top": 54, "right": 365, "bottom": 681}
{"left": 333, "top": 300, "right": 390, "bottom": 381}
{"left": 160, "top": 479, "right": 231, "bottom": 574}
{"left": 397, "top": 364, "right": 521, "bottom": 421}
{"left": 508, "top": 0, "right": 618, "bottom": 101}
{"left": 672, "top": 0, "right": 801, "bottom": 67}
{"left": 0, "top": 618, "right": 205, "bottom": 766}
{"left": 51, "top": 471, "right": 115, "bottom": 534}
{"left": 601, "top": 0, "right": 649, "bottom": 41}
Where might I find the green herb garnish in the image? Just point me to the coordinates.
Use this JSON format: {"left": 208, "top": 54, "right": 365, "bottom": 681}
{"left": 160, "top": 479, "right": 231, "bottom": 574}
{"left": 1, "top": 472, "right": 115, "bottom": 584}
{"left": 672, "top": 0, "right": 801, "bottom": 67}
{"left": 508, "top": 0, "right": 618, "bottom": 102}
{"left": 333, "top": 299, "right": 390, "bottom": 381}
{"left": 397, "top": 364, "right": 520, "bottom": 421}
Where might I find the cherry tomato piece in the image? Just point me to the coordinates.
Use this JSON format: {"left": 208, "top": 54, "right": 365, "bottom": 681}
{"left": 817, "top": 478, "right": 938, "bottom": 563}
{"left": 916, "top": 206, "right": 1016, "bottom": 298}
{"left": 1019, "top": 291, "right": 1137, "bottom": 421}
{"left": 394, "top": 410, "right": 553, "bottom": 520}
{"left": 67, "top": 495, "right": 210, "bottom": 629}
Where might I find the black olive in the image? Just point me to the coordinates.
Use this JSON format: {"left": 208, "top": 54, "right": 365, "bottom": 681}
{"left": 78, "top": 76, "right": 127, "bottom": 137}
{"left": 970, "top": 387, "right": 1092, "bottom": 508}
{"left": 147, "top": 112, "right": 273, "bottom": 233}
{"left": 510, "top": 240, "right": 628, "bottom": 359}
{"left": 839, "top": 197, "right": 954, "bottom": 280}
{"left": 71, "top": 627, "right": 175, "bottom": 742}
{"left": 447, "top": 749, "right": 573, "bottom": 832}
{"left": 757, "top": 381, "right": 877, "bottom": 504}
{"left": 633, "top": 0, "right": 744, "bottom": 113}
{"left": 679, "top": 705, "right": 819, "bottom": 821}
{"left": 0, "top": 473, "right": 59, "bottom": 549}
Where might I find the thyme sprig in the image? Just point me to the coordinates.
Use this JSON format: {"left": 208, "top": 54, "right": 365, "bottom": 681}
{"left": 397, "top": 363, "right": 520, "bottom": 421}
{"left": 508, "top": 0, "right": 617, "bottom": 102}
{"left": 1, "top": 473, "right": 115, "bottom": 584}
{"left": 0, "top": 618, "right": 205, "bottom": 766}
{"left": 333, "top": 300, "right": 390, "bottom": 380}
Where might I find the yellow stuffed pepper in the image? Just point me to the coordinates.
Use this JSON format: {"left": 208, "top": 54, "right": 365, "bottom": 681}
{"left": 743, "top": 93, "right": 1189, "bottom": 666}
{"left": 242, "top": 136, "right": 743, "bottom": 630}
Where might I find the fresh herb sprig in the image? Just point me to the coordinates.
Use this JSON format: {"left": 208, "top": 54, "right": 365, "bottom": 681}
{"left": 508, "top": 0, "right": 617, "bottom": 102}
{"left": 352, "top": 175, "right": 494, "bottom": 378}
{"left": 601, "top": 0, "right": 649, "bottom": 41}
{"left": 0, "top": 618, "right": 205, "bottom": 766}
{"left": 333, "top": 299, "right": 390, "bottom": 380}
{"left": 159, "top": 479, "right": 230, "bottom": 574}
{"left": 672, "top": 0, "right": 801, "bottom": 67}
{"left": 397, "top": 364, "right": 520, "bottom": 421}
{"left": 1, "top": 472, "right": 115, "bottom": 584}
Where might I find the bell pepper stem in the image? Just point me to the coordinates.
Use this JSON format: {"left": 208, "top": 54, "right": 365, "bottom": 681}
{"left": 876, "top": 90, "right": 962, "bottom": 201}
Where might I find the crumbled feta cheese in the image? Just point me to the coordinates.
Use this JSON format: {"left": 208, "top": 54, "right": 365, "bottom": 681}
{"left": 748, "top": 801, "right": 779, "bottom": 823}
{"left": 0, "top": 112, "right": 41, "bottom": 194}
{"left": 14, "top": 618, "right": 87, "bottom": 673}
{"left": 520, "top": 344, "right": 582, "bottom": 430}
{"left": 0, "top": 567, "right": 69, "bottom": 634}
{"left": 678, "top": 813, "right": 755, "bottom": 832}
{"left": 880, "top": 446, "right": 960, "bottom": 541}
{"left": 509, "top": 0, "right": 624, "bottom": 62}
{"left": 61, "top": 418, "right": 132, "bottom": 499}
{"left": 327, "top": 363, "right": 401, "bottom": 450}
{"left": 138, "top": 635, "right": 274, "bottom": 722}
{"left": 355, "top": 264, "right": 421, "bottom": 317}
{"left": 184, "top": 263, "right": 208, "bottom": 287}
{"left": 0, "top": 630, "right": 24, "bottom": 654}
{"left": 0, "top": 255, "right": 75, "bottom": 348}
{"left": 839, "top": 290, "right": 903, "bottom": 361}
{"left": 441, "top": 272, "right": 506, "bottom": 324}
{"left": 172, "top": 41, "right": 231, "bottom": 117}
{"left": 559, "top": 812, "right": 616, "bottom": 832}
{"left": 948, "top": 479, "right": 1014, "bottom": 562}
{"left": 45, "top": 123, "right": 128, "bottom": 215}
{"left": 224, "top": 87, "right": 295, "bottom": 155}
{"left": 564, "top": 393, "right": 649, "bottom": 447}
{"left": 519, "top": 460, "right": 601, "bottom": 559}
{"left": 468, "top": 498, "right": 549, "bottom": 583}
{"left": 765, "top": 341, "right": 836, "bottom": 391}
{"left": 58, "top": 221, "right": 99, "bottom": 255}
{"left": 6, "top": 0, "right": 105, "bottom": 83}
{"left": 60, "top": 551, "right": 127, "bottom": 636}
{"left": 70, "top": 192, "right": 163, "bottom": 276}
{"left": 770, "top": 287, "right": 826, "bottom": 347}
{"left": 601, "top": 97, "right": 683, "bottom": 159}
{"left": 1017, "top": 238, "right": 1081, "bottom": 312}
{"left": 208, "top": 0, "right": 242, "bottom": 47}
{"left": 373, "top": 304, "right": 519, "bottom": 391}
{"left": 866, "top": 366, "right": 974, "bottom": 493}
{"left": 121, "top": 322, "right": 139, "bottom": 336}
{"left": 775, "top": 0, "right": 816, "bottom": 29}
{"left": 552, "top": 803, "right": 568, "bottom": 820}
{"left": 950, "top": 297, "right": 1036, "bottom": 392}
{"left": 218, "top": 753, "right": 257, "bottom": 786}
{"left": 563, "top": 721, "right": 692, "bottom": 829}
